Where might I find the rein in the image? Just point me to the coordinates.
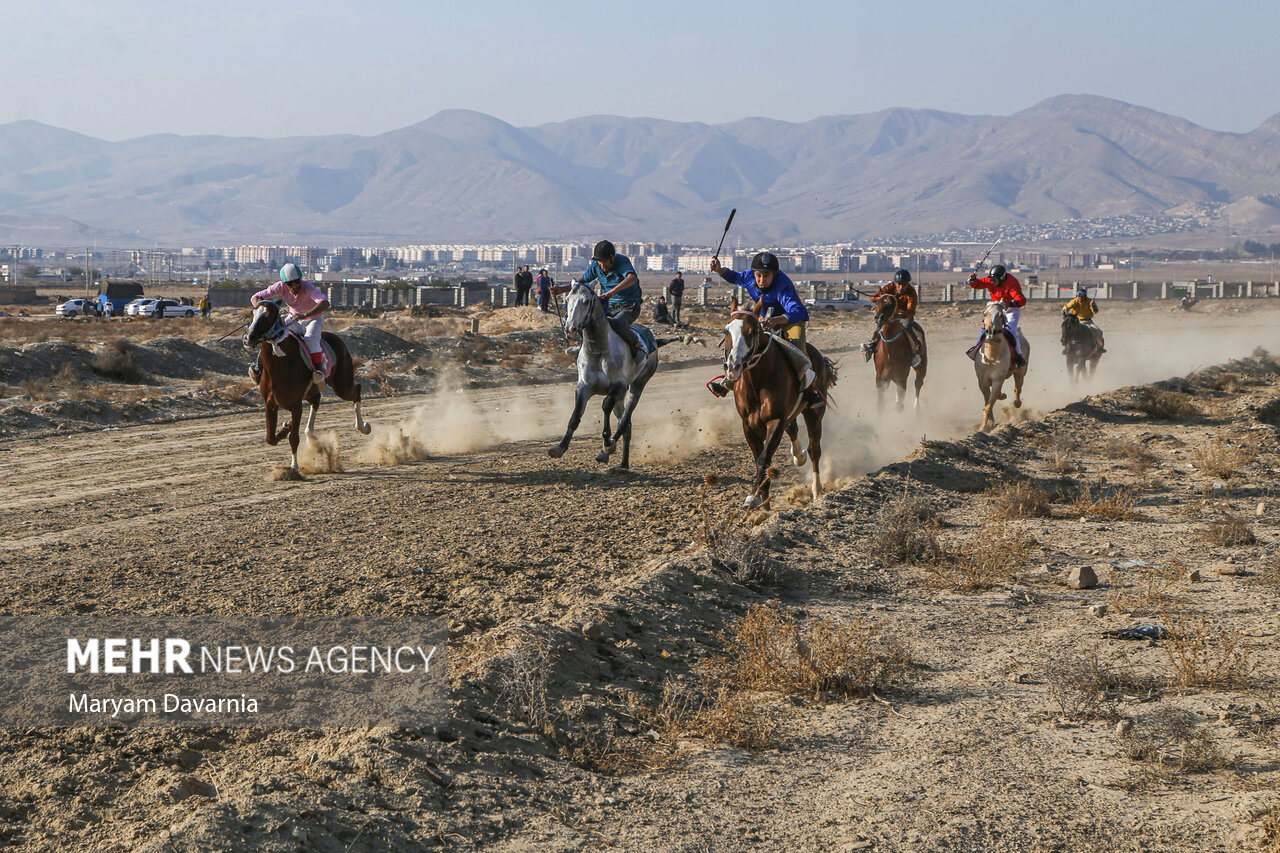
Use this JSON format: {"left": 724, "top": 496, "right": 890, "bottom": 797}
{"left": 727, "top": 310, "right": 774, "bottom": 370}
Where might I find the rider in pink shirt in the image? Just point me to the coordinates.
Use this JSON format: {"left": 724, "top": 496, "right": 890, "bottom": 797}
{"left": 250, "top": 263, "right": 331, "bottom": 386}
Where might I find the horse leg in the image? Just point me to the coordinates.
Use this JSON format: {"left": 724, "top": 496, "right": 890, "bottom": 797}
{"left": 606, "top": 373, "right": 652, "bottom": 461}
{"left": 619, "top": 419, "right": 633, "bottom": 469}
{"left": 802, "top": 408, "right": 824, "bottom": 500}
{"left": 596, "top": 381, "right": 626, "bottom": 463}
{"left": 287, "top": 405, "right": 303, "bottom": 470}
{"left": 786, "top": 419, "right": 807, "bottom": 468}
{"left": 549, "top": 383, "right": 591, "bottom": 459}
{"left": 265, "top": 402, "right": 284, "bottom": 446}
{"left": 747, "top": 418, "right": 787, "bottom": 509}
{"left": 330, "top": 348, "right": 371, "bottom": 435}
{"left": 980, "top": 380, "right": 1000, "bottom": 432}
{"left": 875, "top": 377, "right": 886, "bottom": 411}
{"left": 913, "top": 364, "right": 926, "bottom": 411}
{"left": 895, "top": 377, "right": 906, "bottom": 412}
{"left": 1013, "top": 369, "right": 1025, "bottom": 409}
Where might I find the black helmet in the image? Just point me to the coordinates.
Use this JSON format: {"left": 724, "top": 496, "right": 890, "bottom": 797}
{"left": 750, "top": 251, "right": 779, "bottom": 273}
{"left": 893, "top": 268, "right": 911, "bottom": 285}
{"left": 989, "top": 264, "right": 1007, "bottom": 282}
{"left": 592, "top": 240, "right": 616, "bottom": 262}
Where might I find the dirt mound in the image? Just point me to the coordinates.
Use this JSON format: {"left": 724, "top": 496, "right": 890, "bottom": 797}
{"left": 134, "top": 337, "right": 244, "bottom": 379}
{"left": 479, "top": 305, "right": 564, "bottom": 335}
{"left": 334, "top": 325, "right": 419, "bottom": 359}
{"left": 0, "top": 341, "right": 98, "bottom": 383}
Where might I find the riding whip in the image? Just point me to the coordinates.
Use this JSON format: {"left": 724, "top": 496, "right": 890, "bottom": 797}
{"left": 712, "top": 208, "right": 737, "bottom": 261}
{"left": 974, "top": 237, "right": 1002, "bottom": 273}
{"left": 212, "top": 320, "right": 248, "bottom": 343}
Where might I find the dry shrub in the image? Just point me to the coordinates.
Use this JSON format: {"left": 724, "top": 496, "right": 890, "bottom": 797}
{"left": 1068, "top": 481, "right": 1141, "bottom": 521}
{"left": 495, "top": 633, "right": 554, "bottom": 731}
{"left": 363, "top": 359, "right": 399, "bottom": 396}
{"left": 1257, "top": 555, "right": 1280, "bottom": 589}
{"left": 985, "top": 480, "right": 1051, "bottom": 518}
{"left": 1133, "top": 388, "right": 1201, "bottom": 421}
{"left": 1047, "top": 447, "right": 1079, "bottom": 475}
{"left": 1108, "top": 563, "right": 1182, "bottom": 616}
{"left": 1262, "top": 804, "right": 1280, "bottom": 853}
{"left": 1202, "top": 513, "right": 1257, "bottom": 547}
{"left": 503, "top": 340, "right": 533, "bottom": 356}
{"left": 1101, "top": 437, "right": 1158, "bottom": 468}
{"left": 1117, "top": 706, "right": 1230, "bottom": 772}
{"left": 1192, "top": 439, "right": 1252, "bottom": 482}
{"left": 925, "top": 522, "right": 1033, "bottom": 592}
{"left": 710, "top": 603, "right": 913, "bottom": 699}
{"left": 91, "top": 338, "right": 146, "bottom": 383}
{"left": 1163, "top": 614, "right": 1255, "bottom": 691}
{"left": 697, "top": 476, "right": 781, "bottom": 586}
{"left": 646, "top": 681, "right": 780, "bottom": 751}
{"left": 22, "top": 364, "right": 88, "bottom": 401}
{"left": 1044, "top": 647, "right": 1162, "bottom": 720}
{"left": 201, "top": 377, "right": 258, "bottom": 405}
{"left": 869, "top": 494, "right": 944, "bottom": 565}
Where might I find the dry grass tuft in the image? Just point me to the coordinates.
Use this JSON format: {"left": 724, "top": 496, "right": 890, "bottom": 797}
{"left": 91, "top": 338, "right": 146, "bottom": 383}
{"left": 268, "top": 465, "right": 304, "bottom": 482}
{"left": 1202, "top": 514, "right": 1257, "bottom": 547}
{"left": 495, "top": 633, "right": 554, "bottom": 731}
{"left": 1133, "top": 388, "right": 1202, "bottom": 421}
{"left": 1068, "top": 481, "right": 1141, "bottom": 521}
{"left": 985, "top": 480, "right": 1051, "bottom": 519}
{"left": 710, "top": 603, "right": 914, "bottom": 700}
{"left": 1108, "top": 563, "right": 1183, "bottom": 616}
{"left": 1117, "top": 706, "right": 1230, "bottom": 772}
{"left": 1192, "top": 439, "right": 1252, "bottom": 482}
{"left": 1044, "top": 647, "right": 1162, "bottom": 720}
{"left": 201, "top": 377, "right": 258, "bottom": 405}
{"left": 1163, "top": 614, "right": 1255, "bottom": 691}
{"left": 925, "top": 522, "right": 1034, "bottom": 592}
{"left": 869, "top": 494, "right": 945, "bottom": 565}
{"left": 1100, "top": 437, "right": 1158, "bottom": 469}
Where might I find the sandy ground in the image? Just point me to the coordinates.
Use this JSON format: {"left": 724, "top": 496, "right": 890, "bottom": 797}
{"left": 0, "top": 299, "right": 1277, "bottom": 851}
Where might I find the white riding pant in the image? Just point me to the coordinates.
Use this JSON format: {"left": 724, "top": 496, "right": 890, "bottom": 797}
{"left": 287, "top": 317, "right": 324, "bottom": 355}
{"left": 1004, "top": 307, "right": 1023, "bottom": 355}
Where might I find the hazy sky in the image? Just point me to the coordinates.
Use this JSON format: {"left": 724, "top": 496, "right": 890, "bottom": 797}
{"left": 3, "top": 0, "right": 1277, "bottom": 140}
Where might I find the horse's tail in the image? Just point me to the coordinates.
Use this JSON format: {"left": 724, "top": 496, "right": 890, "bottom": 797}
{"left": 655, "top": 334, "right": 705, "bottom": 348}
{"left": 823, "top": 356, "right": 839, "bottom": 390}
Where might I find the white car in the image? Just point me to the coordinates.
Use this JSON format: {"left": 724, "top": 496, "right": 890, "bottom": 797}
{"left": 135, "top": 299, "right": 197, "bottom": 319}
{"left": 124, "top": 298, "right": 154, "bottom": 317}
{"left": 55, "top": 298, "right": 102, "bottom": 318}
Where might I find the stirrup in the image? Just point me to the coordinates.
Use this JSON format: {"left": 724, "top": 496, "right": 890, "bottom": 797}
{"left": 248, "top": 364, "right": 261, "bottom": 382}
{"left": 564, "top": 345, "right": 581, "bottom": 357}
{"left": 805, "top": 387, "right": 826, "bottom": 410}
{"left": 708, "top": 380, "right": 729, "bottom": 398}
{"left": 312, "top": 369, "right": 326, "bottom": 389}
{"left": 910, "top": 353, "right": 921, "bottom": 368}
{"left": 965, "top": 344, "right": 979, "bottom": 361}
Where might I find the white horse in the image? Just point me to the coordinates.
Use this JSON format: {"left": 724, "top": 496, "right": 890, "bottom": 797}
{"left": 548, "top": 285, "right": 698, "bottom": 468}
{"left": 975, "top": 301, "right": 1030, "bottom": 433}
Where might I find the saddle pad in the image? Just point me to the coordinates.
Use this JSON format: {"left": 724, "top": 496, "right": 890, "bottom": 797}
{"left": 284, "top": 329, "right": 336, "bottom": 377}
{"left": 630, "top": 324, "right": 658, "bottom": 355}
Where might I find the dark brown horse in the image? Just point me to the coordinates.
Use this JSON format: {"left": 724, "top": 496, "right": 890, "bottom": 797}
{"left": 721, "top": 308, "right": 836, "bottom": 508}
{"left": 1061, "top": 313, "right": 1103, "bottom": 381}
{"left": 244, "top": 300, "right": 370, "bottom": 470}
{"left": 871, "top": 293, "right": 927, "bottom": 411}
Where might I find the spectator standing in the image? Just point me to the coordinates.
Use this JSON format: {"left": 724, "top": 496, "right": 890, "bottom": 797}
{"left": 199, "top": 294, "right": 211, "bottom": 319}
{"left": 154, "top": 298, "right": 165, "bottom": 319}
{"left": 536, "top": 269, "right": 553, "bottom": 313}
{"left": 667, "top": 271, "right": 685, "bottom": 325}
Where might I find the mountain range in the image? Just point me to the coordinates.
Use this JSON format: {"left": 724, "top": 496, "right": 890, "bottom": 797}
{"left": 1, "top": 94, "right": 1278, "bottom": 247}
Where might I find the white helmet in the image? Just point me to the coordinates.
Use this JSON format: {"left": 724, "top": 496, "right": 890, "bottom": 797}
{"left": 280, "top": 263, "right": 302, "bottom": 283}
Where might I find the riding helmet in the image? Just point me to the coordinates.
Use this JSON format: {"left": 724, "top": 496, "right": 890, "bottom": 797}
{"left": 1077, "top": 288, "right": 1088, "bottom": 296}
{"left": 989, "top": 264, "right": 1007, "bottom": 282}
{"left": 750, "top": 251, "right": 780, "bottom": 273}
{"left": 592, "top": 240, "right": 616, "bottom": 262}
{"left": 893, "top": 268, "right": 911, "bottom": 285}
{"left": 280, "top": 263, "right": 302, "bottom": 283}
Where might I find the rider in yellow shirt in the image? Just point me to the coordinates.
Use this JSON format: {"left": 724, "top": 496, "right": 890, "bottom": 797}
{"left": 1061, "top": 288, "right": 1105, "bottom": 353}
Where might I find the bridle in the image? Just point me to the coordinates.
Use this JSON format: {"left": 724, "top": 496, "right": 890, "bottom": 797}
{"left": 244, "top": 300, "right": 287, "bottom": 347}
{"left": 875, "top": 294, "right": 904, "bottom": 343}
{"left": 724, "top": 310, "right": 774, "bottom": 373}
{"left": 563, "top": 283, "right": 606, "bottom": 337}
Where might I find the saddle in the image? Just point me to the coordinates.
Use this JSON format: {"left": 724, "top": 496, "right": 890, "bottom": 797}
{"left": 629, "top": 324, "right": 658, "bottom": 355}
{"left": 271, "top": 327, "right": 336, "bottom": 378}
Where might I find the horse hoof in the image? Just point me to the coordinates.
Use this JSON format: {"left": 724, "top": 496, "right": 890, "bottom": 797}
{"left": 793, "top": 450, "right": 808, "bottom": 468}
{"left": 1014, "top": 399, "right": 1023, "bottom": 408}
{"left": 595, "top": 451, "right": 611, "bottom": 464}
{"left": 358, "top": 423, "right": 372, "bottom": 435}
{"left": 743, "top": 494, "right": 761, "bottom": 509}
{"left": 548, "top": 446, "right": 565, "bottom": 459}
{"left": 997, "top": 393, "right": 1007, "bottom": 400}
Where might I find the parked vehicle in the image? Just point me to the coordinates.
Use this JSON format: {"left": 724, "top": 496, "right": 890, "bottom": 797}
{"left": 136, "top": 299, "right": 197, "bottom": 319}
{"left": 124, "top": 298, "right": 155, "bottom": 317}
{"left": 97, "top": 281, "right": 145, "bottom": 315}
{"left": 55, "top": 298, "right": 101, "bottom": 318}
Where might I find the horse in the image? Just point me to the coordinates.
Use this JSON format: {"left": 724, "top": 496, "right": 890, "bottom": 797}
{"left": 975, "top": 301, "right": 1030, "bottom": 433}
{"left": 244, "top": 299, "right": 370, "bottom": 470}
{"left": 548, "top": 284, "right": 696, "bottom": 469}
{"left": 722, "top": 308, "right": 836, "bottom": 508}
{"left": 1061, "top": 313, "right": 1103, "bottom": 381}
{"left": 871, "top": 293, "right": 927, "bottom": 411}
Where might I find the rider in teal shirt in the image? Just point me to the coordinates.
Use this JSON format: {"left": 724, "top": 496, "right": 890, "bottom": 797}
{"left": 553, "top": 240, "right": 644, "bottom": 353}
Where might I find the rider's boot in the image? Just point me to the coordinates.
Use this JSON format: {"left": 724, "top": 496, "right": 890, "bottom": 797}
{"left": 310, "top": 354, "right": 326, "bottom": 391}
{"left": 707, "top": 380, "right": 729, "bottom": 398}
{"left": 564, "top": 345, "right": 581, "bottom": 358}
{"left": 805, "top": 385, "right": 827, "bottom": 410}
{"left": 248, "top": 355, "right": 262, "bottom": 383}
{"left": 860, "top": 338, "right": 876, "bottom": 362}
{"left": 1013, "top": 351, "right": 1027, "bottom": 369}
{"left": 965, "top": 332, "right": 984, "bottom": 361}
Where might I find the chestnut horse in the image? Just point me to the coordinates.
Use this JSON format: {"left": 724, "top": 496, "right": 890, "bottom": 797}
{"left": 722, "top": 309, "right": 836, "bottom": 508}
{"left": 975, "top": 301, "right": 1030, "bottom": 433}
{"left": 244, "top": 300, "right": 370, "bottom": 470}
{"left": 871, "top": 293, "right": 927, "bottom": 411}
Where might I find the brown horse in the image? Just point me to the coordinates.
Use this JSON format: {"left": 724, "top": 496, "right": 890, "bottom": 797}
{"left": 721, "top": 309, "right": 836, "bottom": 508}
{"left": 244, "top": 300, "right": 370, "bottom": 470}
{"left": 871, "top": 293, "right": 927, "bottom": 411}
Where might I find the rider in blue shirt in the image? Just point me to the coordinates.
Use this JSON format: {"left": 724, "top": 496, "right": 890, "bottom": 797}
{"left": 709, "top": 251, "right": 825, "bottom": 409}
{"left": 553, "top": 240, "right": 644, "bottom": 354}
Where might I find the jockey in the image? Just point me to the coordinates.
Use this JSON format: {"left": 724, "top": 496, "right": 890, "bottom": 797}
{"left": 1062, "top": 287, "right": 1106, "bottom": 353}
{"left": 965, "top": 264, "right": 1027, "bottom": 368}
{"left": 553, "top": 240, "right": 644, "bottom": 356}
{"left": 249, "top": 263, "right": 331, "bottom": 388}
{"left": 861, "top": 268, "right": 922, "bottom": 367}
{"left": 707, "top": 251, "right": 826, "bottom": 410}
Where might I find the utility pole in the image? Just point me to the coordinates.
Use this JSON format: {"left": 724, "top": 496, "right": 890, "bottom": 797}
{"left": 84, "top": 246, "right": 91, "bottom": 299}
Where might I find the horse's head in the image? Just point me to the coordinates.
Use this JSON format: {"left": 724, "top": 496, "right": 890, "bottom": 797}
{"left": 874, "top": 293, "right": 899, "bottom": 327}
{"left": 722, "top": 310, "right": 763, "bottom": 383}
{"left": 1062, "top": 312, "right": 1079, "bottom": 329}
{"left": 244, "top": 299, "right": 285, "bottom": 347}
{"left": 983, "top": 301, "right": 1007, "bottom": 335}
{"left": 563, "top": 283, "right": 603, "bottom": 338}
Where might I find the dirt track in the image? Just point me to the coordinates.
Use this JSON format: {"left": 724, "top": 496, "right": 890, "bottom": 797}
{"left": 1, "top": 302, "right": 1279, "bottom": 851}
